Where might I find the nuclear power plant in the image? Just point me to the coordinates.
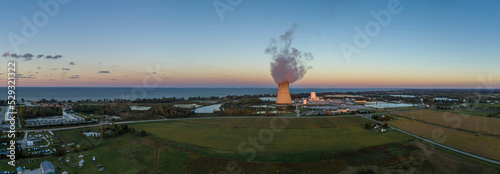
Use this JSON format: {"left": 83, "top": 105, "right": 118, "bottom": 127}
{"left": 276, "top": 81, "right": 292, "bottom": 104}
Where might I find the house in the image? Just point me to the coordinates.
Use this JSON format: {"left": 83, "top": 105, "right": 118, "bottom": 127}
{"left": 40, "top": 161, "right": 56, "bottom": 174}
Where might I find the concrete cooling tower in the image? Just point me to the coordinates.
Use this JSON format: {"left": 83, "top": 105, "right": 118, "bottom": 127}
{"left": 276, "top": 81, "right": 292, "bottom": 104}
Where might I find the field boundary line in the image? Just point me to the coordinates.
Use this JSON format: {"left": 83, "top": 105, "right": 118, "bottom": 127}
{"left": 359, "top": 114, "right": 500, "bottom": 166}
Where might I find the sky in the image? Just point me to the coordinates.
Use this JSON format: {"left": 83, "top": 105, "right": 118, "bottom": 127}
{"left": 1, "top": 0, "right": 499, "bottom": 88}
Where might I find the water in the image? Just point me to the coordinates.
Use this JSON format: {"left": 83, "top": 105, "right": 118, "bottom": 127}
{"left": 389, "top": 95, "right": 415, "bottom": 98}
{"left": 259, "top": 97, "right": 276, "bottom": 101}
{"left": 195, "top": 104, "right": 222, "bottom": 113}
{"left": 3, "top": 87, "right": 401, "bottom": 101}
{"left": 365, "top": 102, "right": 414, "bottom": 108}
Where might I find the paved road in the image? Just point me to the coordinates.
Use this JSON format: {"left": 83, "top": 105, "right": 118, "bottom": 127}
{"left": 359, "top": 114, "right": 500, "bottom": 166}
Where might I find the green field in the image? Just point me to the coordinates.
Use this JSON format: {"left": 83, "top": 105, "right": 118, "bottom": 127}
{"left": 3, "top": 116, "right": 499, "bottom": 173}
{"left": 471, "top": 102, "right": 500, "bottom": 108}
{"left": 393, "top": 110, "right": 500, "bottom": 136}
{"left": 390, "top": 115, "right": 500, "bottom": 161}
{"left": 128, "top": 116, "right": 413, "bottom": 162}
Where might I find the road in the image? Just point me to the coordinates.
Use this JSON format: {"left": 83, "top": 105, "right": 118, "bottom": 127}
{"left": 20, "top": 113, "right": 500, "bottom": 166}
{"left": 359, "top": 114, "right": 500, "bottom": 166}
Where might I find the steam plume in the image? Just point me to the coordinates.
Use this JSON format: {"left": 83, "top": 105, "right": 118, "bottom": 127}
{"left": 265, "top": 24, "right": 313, "bottom": 84}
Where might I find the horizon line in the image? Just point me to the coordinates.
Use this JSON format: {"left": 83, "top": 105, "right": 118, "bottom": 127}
{"left": 3, "top": 86, "right": 499, "bottom": 90}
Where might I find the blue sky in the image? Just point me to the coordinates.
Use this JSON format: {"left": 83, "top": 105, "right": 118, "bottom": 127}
{"left": 1, "top": 0, "right": 499, "bottom": 88}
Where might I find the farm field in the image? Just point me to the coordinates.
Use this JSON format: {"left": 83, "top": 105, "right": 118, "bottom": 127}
{"left": 180, "top": 116, "right": 368, "bottom": 129}
{"left": 393, "top": 110, "right": 500, "bottom": 136}
{"left": 444, "top": 108, "right": 499, "bottom": 117}
{"left": 390, "top": 116, "right": 500, "bottom": 161}
{"left": 3, "top": 116, "right": 500, "bottom": 173}
{"left": 471, "top": 102, "right": 500, "bottom": 109}
{"left": 128, "top": 116, "right": 414, "bottom": 162}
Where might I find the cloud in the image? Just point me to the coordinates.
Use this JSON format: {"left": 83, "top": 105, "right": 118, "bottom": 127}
{"left": 18, "top": 53, "right": 34, "bottom": 61}
{"left": 111, "top": 79, "right": 117, "bottom": 81}
{"left": 98, "top": 71, "right": 110, "bottom": 73}
{"left": 45, "top": 55, "right": 62, "bottom": 59}
{"left": 50, "top": 68, "right": 58, "bottom": 70}
{"left": 62, "top": 68, "right": 70, "bottom": 71}
{"left": 37, "top": 67, "right": 41, "bottom": 69}
{"left": 2, "top": 52, "right": 68, "bottom": 61}
{"left": 2, "top": 52, "right": 66, "bottom": 61}
{"left": 69, "top": 75, "right": 80, "bottom": 79}
{"left": 69, "top": 61, "right": 76, "bottom": 65}
{"left": 16, "top": 74, "right": 32, "bottom": 79}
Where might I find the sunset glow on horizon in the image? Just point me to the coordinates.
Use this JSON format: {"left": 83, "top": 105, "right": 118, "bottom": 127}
{"left": 1, "top": 0, "right": 499, "bottom": 88}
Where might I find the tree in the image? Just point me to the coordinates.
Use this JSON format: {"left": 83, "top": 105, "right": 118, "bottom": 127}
{"left": 138, "top": 130, "right": 147, "bottom": 137}
{"left": 53, "top": 145, "right": 66, "bottom": 157}
{"left": 365, "top": 123, "right": 372, "bottom": 129}
{"left": 383, "top": 123, "right": 389, "bottom": 128}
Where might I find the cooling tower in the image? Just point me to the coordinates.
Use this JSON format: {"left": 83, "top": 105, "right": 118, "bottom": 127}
{"left": 276, "top": 81, "right": 292, "bottom": 104}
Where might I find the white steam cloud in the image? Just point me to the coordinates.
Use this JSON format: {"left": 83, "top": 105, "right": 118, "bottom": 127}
{"left": 265, "top": 24, "right": 313, "bottom": 84}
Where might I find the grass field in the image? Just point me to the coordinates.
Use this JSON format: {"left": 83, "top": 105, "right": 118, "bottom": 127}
{"left": 180, "top": 116, "right": 368, "bottom": 129}
{"left": 3, "top": 116, "right": 499, "bottom": 173}
{"left": 0, "top": 146, "right": 145, "bottom": 173}
{"left": 444, "top": 108, "right": 499, "bottom": 117}
{"left": 393, "top": 110, "right": 500, "bottom": 136}
{"left": 128, "top": 116, "right": 414, "bottom": 162}
{"left": 471, "top": 102, "right": 500, "bottom": 109}
{"left": 390, "top": 116, "right": 500, "bottom": 161}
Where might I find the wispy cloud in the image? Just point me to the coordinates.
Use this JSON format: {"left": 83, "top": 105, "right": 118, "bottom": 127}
{"left": 2, "top": 52, "right": 64, "bottom": 61}
{"left": 62, "top": 68, "right": 70, "bottom": 71}
{"left": 69, "top": 75, "right": 80, "bottom": 79}
{"left": 69, "top": 61, "right": 76, "bottom": 65}
{"left": 98, "top": 71, "right": 110, "bottom": 73}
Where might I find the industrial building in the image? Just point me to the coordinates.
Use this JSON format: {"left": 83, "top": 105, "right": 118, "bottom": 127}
{"left": 276, "top": 81, "right": 292, "bottom": 104}
{"left": 40, "top": 161, "right": 56, "bottom": 174}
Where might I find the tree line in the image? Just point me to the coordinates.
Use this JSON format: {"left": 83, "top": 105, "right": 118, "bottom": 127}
{"left": 18, "top": 106, "right": 62, "bottom": 119}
